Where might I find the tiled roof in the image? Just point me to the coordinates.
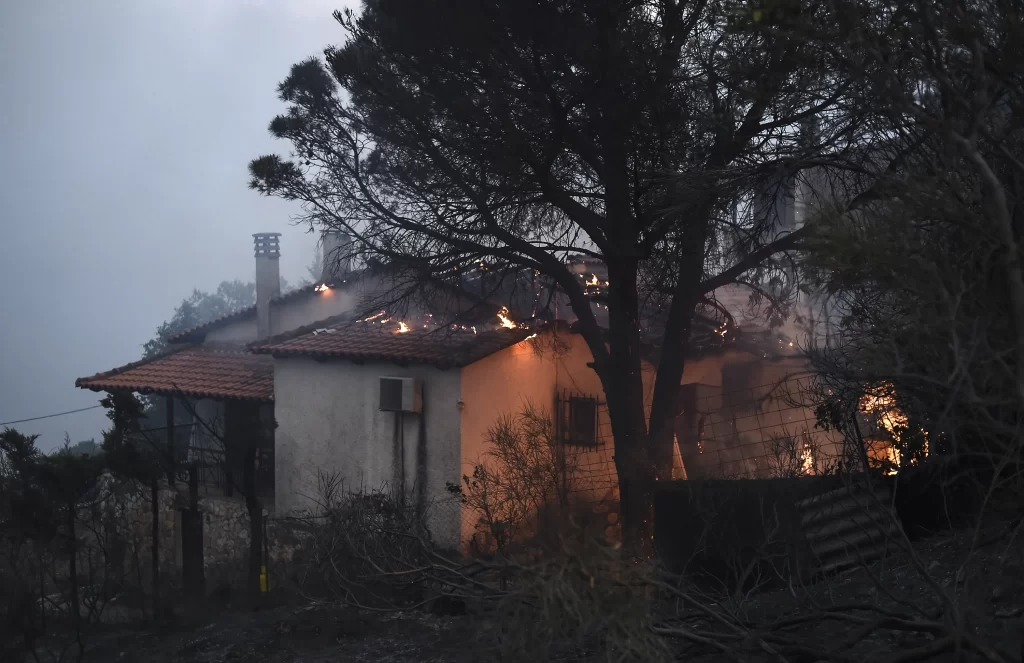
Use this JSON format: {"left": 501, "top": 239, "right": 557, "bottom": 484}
{"left": 250, "top": 317, "right": 533, "bottom": 368}
{"left": 75, "top": 345, "right": 274, "bottom": 401}
{"left": 166, "top": 285, "right": 319, "bottom": 343}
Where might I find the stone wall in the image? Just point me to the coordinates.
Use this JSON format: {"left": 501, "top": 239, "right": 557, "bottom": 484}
{"left": 79, "top": 476, "right": 305, "bottom": 594}
{"left": 197, "top": 495, "right": 307, "bottom": 590}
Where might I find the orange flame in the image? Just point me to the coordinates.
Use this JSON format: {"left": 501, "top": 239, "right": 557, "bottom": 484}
{"left": 314, "top": 283, "right": 330, "bottom": 293}
{"left": 800, "top": 444, "right": 814, "bottom": 475}
{"left": 360, "top": 310, "right": 387, "bottom": 323}
{"left": 397, "top": 321, "right": 410, "bottom": 333}
{"left": 859, "top": 385, "right": 929, "bottom": 475}
{"left": 586, "top": 274, "right": 600, "bottom": 286}
{"left": 497, "top": 306, "right": 516, "bottom": 329}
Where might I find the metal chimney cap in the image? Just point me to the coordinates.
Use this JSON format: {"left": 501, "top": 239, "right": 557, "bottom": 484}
{"left": 253, "top": 233, "right": 282, "bottom": 258}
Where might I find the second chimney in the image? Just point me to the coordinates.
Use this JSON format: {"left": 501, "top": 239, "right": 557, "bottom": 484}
{"left": 320, "top": 230, "right": 353, "bottom": 283}
{"left": 253, "top": 233, "right": 281, "bottom": 340}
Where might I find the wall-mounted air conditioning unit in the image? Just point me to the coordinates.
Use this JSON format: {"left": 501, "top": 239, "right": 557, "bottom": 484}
{"left": 379, "top": 377, "right": 423, "bottom": 413}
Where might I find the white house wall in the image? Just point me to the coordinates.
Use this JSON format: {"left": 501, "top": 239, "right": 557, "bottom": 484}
{"left": 273, "top": 356, "right": 464, "bottom": 549}
{"left": 203, "top": 287, "right": 359, "bottom": 344}
{"left": 270, "top": 287, "right": 359, "bottom": 337}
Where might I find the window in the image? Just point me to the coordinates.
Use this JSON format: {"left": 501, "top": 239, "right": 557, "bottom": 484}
{"left": 558, "top": 393, "right": 599, "bottom": 446}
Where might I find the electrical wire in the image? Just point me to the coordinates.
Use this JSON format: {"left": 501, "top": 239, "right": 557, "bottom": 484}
{"left": 0, "top": 405, "right": 103, "bottom": 427}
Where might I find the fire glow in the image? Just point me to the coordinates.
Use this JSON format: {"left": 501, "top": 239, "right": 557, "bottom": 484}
{"left": 497, "top": 306, "right": 516, "bottom": 329}
{"left": 397, "top": 321, "right": 410, "bottom": 333}
{"left": 359, "top": 310, "right": 387, "bottom": 323}
{"left": 859, "top": 386, "right": 929, "bottom": 475}
{"left": 800, "top": 444, "right": 814, "bottom": 475}
{"left": 314, "top": 283, "right": 330, "bottom": 293}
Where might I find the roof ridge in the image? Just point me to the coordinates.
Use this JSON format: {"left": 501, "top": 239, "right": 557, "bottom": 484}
{"left": 249, "top": 311, "right": 358, "bottom": 352}
{"left": 252, "top": 321, "right": 534, "bottom": 368}
{"left": 196, "top": 342, "right": 255, "bottom": 353}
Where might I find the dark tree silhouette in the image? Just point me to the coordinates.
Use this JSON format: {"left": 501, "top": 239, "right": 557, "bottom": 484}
{"left": 795, "top": 0, "right": 1024, "bottom": 480}
{"left": 250, "top": 0, "right": 874, "bottom": 547}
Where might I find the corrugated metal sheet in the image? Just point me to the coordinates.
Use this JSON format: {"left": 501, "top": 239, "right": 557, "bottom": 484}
{"left": 796, "top": 482, "right": 900, "bottom": 575}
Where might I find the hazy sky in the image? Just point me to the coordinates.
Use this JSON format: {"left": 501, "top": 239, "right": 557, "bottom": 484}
{"left": 0, "top": 0, "right": 356, "bottom": 449}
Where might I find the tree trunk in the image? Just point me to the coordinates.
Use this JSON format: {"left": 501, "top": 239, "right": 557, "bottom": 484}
{"left": 243, "top": 446, "right": 264, "bottom": 606}
{"left": 607, "top": 384, "right": 655, "bottom": 556}
{"left": 603, "top": 260, "right": 655, "bottom": 555}
{"left": 600, "top": 238, "right": 708, "bottom": 554}
{"left": 646, "top": 268, "right": 704, "bottom": 481}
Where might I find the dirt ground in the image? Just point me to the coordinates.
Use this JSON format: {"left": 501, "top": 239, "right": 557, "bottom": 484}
{"left": 15, "top": 516, "right": 1024, "bottom": 663}
{"left": 81, "top": 604, "right": 478, "bottom": 663}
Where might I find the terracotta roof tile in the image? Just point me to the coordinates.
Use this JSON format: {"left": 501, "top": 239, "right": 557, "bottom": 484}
{"left": 250, "top": 318, "right": 533, "bottom": 368}
{"left": 75, "top": 345, "right": 273, "bottom": 401}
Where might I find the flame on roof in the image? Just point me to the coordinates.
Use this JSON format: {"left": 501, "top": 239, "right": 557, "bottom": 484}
{"left": 497, "top": 306, "right": 516, "bottom": 329}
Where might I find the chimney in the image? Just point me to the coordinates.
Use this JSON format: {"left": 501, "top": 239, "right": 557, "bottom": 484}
{"left": 253, "top": 233, "right": 281, "bottom": 340}
{"left": 320, "top": 231, "right": 353, "bottom": 283}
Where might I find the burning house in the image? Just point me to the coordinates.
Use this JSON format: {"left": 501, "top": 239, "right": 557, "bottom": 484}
{"left": 76, "top": 177, "right": 845, "bottom": 556}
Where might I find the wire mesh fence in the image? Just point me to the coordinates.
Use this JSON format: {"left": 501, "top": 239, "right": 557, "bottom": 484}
{"left": 678, "top": 377, "right": 845, "bottom": 480}
{"left": 557, "top": 376, "right": 845, "bottom": 500}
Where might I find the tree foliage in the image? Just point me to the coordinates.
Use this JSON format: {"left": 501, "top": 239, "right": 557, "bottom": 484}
{"left": 796, "top": 0, "right": 1024, "bottom": 483}
{"left": 142, "top": 280, "right": 255, "bottom": 358}
{"left": 143, "top": 277, "right": 296, "bottom": 358}
{"left": 249, "top": 0, "right": 881, "bottom": 547}
{"left": 0, "top": 428, "right": 109, "bottom": 661}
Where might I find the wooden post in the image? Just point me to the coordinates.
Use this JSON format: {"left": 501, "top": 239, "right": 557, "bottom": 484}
{"left": 182, "top": 463, "right": 205, "bottom": 598}
{"left": 150, "top": 479, "right": 160, "bottom": 621}
{"left": 189, "top": 462, "right": 199, "bottom": 510}
{"left": 243, "top": 444, "right": 263, "bottom": 605}
{"left": 166, "top": 396, "right": 176, "bottom": 486}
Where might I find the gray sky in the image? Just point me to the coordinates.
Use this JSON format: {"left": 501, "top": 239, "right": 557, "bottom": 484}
{"left": 0, "top": 0, "right": 355, "bottom": 449}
